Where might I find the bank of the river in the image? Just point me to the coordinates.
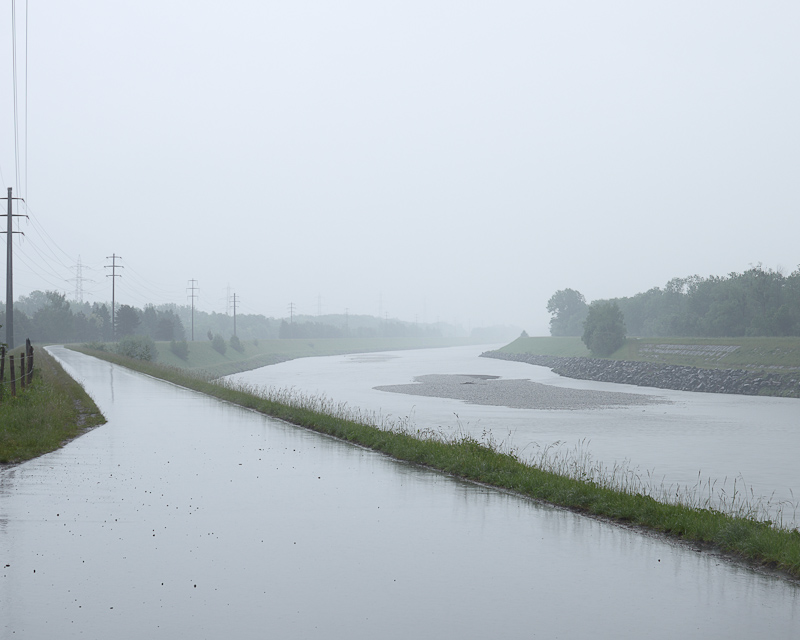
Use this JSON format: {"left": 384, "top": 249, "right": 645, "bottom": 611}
{"left": 0, "top": 346, "right": 106, "bottom": 465}
{"left": 485, "top": 336, "right": 800, "bottom": 397}
{"left": 83, "top": 336, "right": 477, "bottom": 378}
{"left": 69, "top": 347, "right": 800, "bottom": 580}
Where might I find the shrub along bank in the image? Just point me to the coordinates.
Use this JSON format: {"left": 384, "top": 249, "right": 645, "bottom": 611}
{"left": 67, "top": 347, "right": 800, "bottom": 580}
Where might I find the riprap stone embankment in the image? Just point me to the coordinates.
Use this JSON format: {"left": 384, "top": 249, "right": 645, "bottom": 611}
{"left": 481, "top": 351, "right": 800, "bottom": 398}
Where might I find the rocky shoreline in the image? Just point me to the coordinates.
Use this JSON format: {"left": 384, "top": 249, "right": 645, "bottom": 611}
{"left": 481, "top": 351, "right": 800, "bottom": 398}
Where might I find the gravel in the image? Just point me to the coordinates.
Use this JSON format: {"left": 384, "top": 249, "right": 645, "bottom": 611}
{"left": 374, "top": 374, "right": 667, "bottom": 411}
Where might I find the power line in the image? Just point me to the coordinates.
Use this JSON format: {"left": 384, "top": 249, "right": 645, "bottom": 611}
{"left": 12, "top": 0, "right": 21, "bottom": 196}
{"left": 25, "top": 0, "right": 28, "bottom": 200}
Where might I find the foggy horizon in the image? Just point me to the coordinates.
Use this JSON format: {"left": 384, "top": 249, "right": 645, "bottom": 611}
{"left": 2, "top": 2, "right": 798, "bottom": 336}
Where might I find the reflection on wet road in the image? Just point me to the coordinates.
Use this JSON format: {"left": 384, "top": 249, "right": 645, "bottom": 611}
{"left": 0, "top": 347, "right": 798, "bottom": 638}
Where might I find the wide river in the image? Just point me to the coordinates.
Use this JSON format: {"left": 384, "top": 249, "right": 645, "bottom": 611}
{"left": 0, "top": 347, "right": 798, "bottom": 638}
{"left": 230, "top": 344, "right": 800, "bottom": 525}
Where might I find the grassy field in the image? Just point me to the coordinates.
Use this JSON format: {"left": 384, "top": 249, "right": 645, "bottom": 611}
{"left": 143, "top": 336, "right": 475, "bottom": 377}
{"left": 499, "top": 336, "right": 800, "bottom": 371}
{"left": 68, "top": 347, "right": 800, "bottom": 580}
{"left": 0, "top": 346, "right": 106, "bottom": 465}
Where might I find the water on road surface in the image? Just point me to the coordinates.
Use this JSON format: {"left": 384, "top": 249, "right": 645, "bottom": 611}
{"left": 1, "top": 347, "right": 798, "bottom": 638}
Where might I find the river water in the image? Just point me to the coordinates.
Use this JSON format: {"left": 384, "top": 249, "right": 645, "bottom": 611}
{"left": 1, "top": 347, "right": 798, "bottom": 638}
{"left": 229, "top": 345, "right": 800, "bottom": 524}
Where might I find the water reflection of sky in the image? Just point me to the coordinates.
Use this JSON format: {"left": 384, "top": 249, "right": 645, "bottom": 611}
{"left": 1, "top": 347, "right": 797, "bottom": 638}
{"left": 229, "top": 345, "right": 800, "bottom": 523}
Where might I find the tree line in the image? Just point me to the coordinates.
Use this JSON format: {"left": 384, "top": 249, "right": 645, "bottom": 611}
{"left": 547, "top": 265, "right": 800, "bottom": 339}
{"left": 1, "top": 291, "right": 186, "bottom": 344}
{"left": 0, "top": 290, "right": 453, "bottom": 344}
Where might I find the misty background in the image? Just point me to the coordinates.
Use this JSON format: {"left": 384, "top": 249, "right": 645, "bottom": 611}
{"left": 1, "top": 1, "right": 798, "bottom": 335}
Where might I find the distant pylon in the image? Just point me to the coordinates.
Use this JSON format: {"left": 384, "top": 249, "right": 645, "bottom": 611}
{"left": 70, "top": 255, "right": 94, "bottom": 303}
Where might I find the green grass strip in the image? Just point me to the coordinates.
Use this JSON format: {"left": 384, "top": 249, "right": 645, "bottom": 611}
{"left": 0, "top": 347, "right": 106, "bottom": 464}
{"left": 69, "top": 346, "right": 800, "bottom": 580}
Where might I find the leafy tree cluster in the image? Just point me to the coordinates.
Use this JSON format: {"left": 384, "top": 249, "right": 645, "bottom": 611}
{"left": 211, "top": 334, "right": 227, "bottom": 355}
{"left": 582, "top": 302, "right": 626, "bottom": 356}
{"left": 278, "top": 317, "right": 444, "bottom": 340}
{"left": 229, "top": 335, "right": 244, "bottom": 353}
{"left": 549, "top": 265, "right": 800, "bottom": 339}
{"left": 114, "top": 335, "right": 157, "bottom": 361}
{"left": 3, "top": 290, "right": 461, "bottom": 345}
{"left": 1, "top": 291, "right": 186, "bottom": 344}
{"left": 608, "top": 266, "right": 800, "bottom": 337}
{"left": 546, "top": 289, "right": 589, "bottom": 336}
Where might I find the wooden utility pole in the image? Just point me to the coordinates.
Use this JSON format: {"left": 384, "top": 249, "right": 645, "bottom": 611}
{"left": 105, "top": 254, "right": 123, "bottom": 339}
{"left": 231, "top": 292, "right": 239, "bottom": 337}
{"left": 1, "top": 187, "right": 25, "bottom": 349}
{"left": 187, "top": 279, "right": 198, "bottom": 341}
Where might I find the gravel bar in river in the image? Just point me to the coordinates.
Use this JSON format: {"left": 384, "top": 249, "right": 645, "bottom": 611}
{"left": 374, "top": 374, "right": 668, "bottom": 410}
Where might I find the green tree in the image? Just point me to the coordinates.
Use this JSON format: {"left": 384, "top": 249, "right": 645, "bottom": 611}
{"left": 582, "top": 301, "right": 626, "bottom": 356}
{"left": 116, "top": 305, "right": 140, "bottom": 338}
{"left": 115, "top": 335, "right": 156, "bottom": 361}
{"left": 212, "top": 333, "right": 226, "bottom": 355}
{"left": 32, "top": 291, "right": 74, "bottom": 342}
{"left": 546, "top": 289, "right": 588, "bottom": 336}
{"left": 229, "top": 334, "right": 244, "bottom": 353}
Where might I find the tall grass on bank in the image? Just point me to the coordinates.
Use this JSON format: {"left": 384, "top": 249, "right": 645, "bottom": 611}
{"left": 0, "top": 348, "right": 106, "bottom": 464}
{"left": 69, "top": 346, "right": 800, "bottom": 579}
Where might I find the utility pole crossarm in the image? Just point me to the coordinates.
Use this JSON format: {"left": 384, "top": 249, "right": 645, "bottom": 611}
{"left": 2, "top": 188, "right": 28, "bottom": 349}
{"left": 230, "top": 292, "right": 239, "bottom": 337}
{"left": 187, "top": 279, "right": 199, "bottom": 341}
{"left": 105, "top": 254, "right": 123, "bottom": 339}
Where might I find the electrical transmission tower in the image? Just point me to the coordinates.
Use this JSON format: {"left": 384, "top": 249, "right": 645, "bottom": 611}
{"left": 105, "top": 254, "right": 123, "bottom": 338}
{"left": 187, "top": 279, "right": 199, "bottom": 341}
{"left": 1, "top": 187, "right": 26, "bottom": 349}
{"left": 69, "top": 255, "right": 94, "bottom": 303}
{"left": 288, "top": 302, "right": 296, "bottom": 324}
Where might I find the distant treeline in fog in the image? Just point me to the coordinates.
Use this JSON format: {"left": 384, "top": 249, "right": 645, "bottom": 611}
{"left": 0, "top": 290, "right": 483, "bottom": 343}
{"left": 548, "top": 266, "right": 800, "bottom": 337}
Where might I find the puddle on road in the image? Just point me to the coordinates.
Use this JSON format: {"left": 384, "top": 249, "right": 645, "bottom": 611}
{"left": 1, "top": 347, "right": 798, "bottom": 639}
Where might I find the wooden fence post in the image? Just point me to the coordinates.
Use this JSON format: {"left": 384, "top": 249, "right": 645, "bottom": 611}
{"left": 27, "top": 343, "right": 34, "bottom": 384}
{"left": 20, "top": 350, "right": 26, "bottom": 389}
{"left": 9, "top": 355, "right": 16, "bottom": 397}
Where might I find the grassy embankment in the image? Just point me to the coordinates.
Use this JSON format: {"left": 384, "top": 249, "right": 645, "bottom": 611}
{"left": 498, "top": 336, "right": 800, "bottom": 371}
{"left": 149, "top": 336, "right": 474, "bottom": 378}
{"left": 68, "top": 346, "right": 800, "bottom": 580}
{"left": 0, "top": 346, "right": 106, "bottom": 465}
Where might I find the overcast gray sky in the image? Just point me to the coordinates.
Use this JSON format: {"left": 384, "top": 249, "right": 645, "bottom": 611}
{"left": 2, "top": 1, "right": 798, "bottom": 334}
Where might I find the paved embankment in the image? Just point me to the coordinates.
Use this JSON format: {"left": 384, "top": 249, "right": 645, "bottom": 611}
{"left": 481, "top": 351, "right": 800, "bottom": 398}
